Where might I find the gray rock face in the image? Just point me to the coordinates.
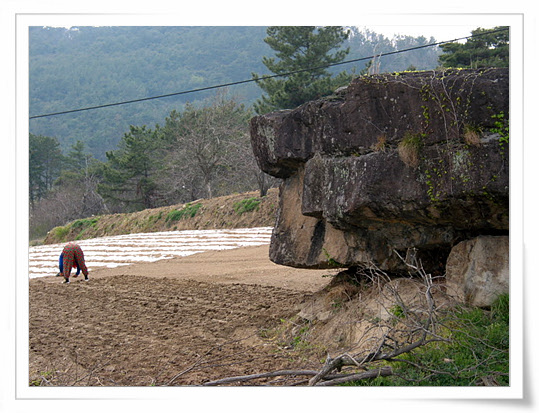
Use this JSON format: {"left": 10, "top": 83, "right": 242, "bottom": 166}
{"left": 250, "top": 68, "right": 509, "bottom": 274}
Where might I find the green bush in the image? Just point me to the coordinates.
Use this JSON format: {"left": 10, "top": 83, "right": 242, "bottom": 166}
{"left": 166, "top": 203, "right": 202, "bottom": 222}
{"left": 233, "top": 197, "right": 261, "bottom": 215}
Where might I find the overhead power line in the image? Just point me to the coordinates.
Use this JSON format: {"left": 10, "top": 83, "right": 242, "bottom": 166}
{"left": 29, "top": 27, "right": 508, "bottom": 120}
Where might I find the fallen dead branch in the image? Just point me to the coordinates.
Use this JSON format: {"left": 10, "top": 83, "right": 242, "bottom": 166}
{"left": 202, "top": 366, "right": 393, "bottom": 386}
{"left": 203, "top": 369, "right": 319, "bottom": 386}
{"left": 313, "top": 367, "right": 392, "bottom": 386}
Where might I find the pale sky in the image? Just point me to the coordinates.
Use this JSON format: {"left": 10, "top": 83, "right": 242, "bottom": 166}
{"left": 53, "top": 24, "right": 492, "bottom": 45}
{"left": 348, "top": 13, "right": 508, "bottom": 43}
{"left": 360, "top": 25, "right": 485, "bottom": 42}
{"left": 48, "top": 21, "right": 500, "bottom": 46}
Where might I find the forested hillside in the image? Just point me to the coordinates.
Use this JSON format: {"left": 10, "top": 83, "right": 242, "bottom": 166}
{"left": 29, "top": 26, "right": 271, "bottom": 158}
{"left": 29, "top": 26, "right": 440, "bottom": 159}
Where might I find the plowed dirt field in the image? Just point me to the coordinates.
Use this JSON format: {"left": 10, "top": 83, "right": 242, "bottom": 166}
{"left": 29, "top": 242, "right": 337, "bottom": 386}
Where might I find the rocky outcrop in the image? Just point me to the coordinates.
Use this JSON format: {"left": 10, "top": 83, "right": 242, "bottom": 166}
{"left": 250, "top": 68, "right": 509, "bottom": 275}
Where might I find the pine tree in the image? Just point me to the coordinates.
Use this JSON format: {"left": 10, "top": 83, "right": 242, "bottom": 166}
{"left": 252, "top": 26, "right": 353, "bottom": 114}
{"left": 98, "top": 125, "right": 165, "bottom": 211}
{"left": 439, "top": 26, "right": 509, "bottom": 69}
{"left": 29, "top": 133, "right": 64, "bottom": 206}
{"left": 55, "top": 141, "right": 107, "bottom": 218}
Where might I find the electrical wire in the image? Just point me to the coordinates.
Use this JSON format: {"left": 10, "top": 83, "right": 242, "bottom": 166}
{"left": 29, "top": 27, "right": 508, "bottom": 120}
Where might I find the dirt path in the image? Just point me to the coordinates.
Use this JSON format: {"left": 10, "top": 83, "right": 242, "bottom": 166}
{"left": 29, "top": 245, "right": 338, "bottom": 386}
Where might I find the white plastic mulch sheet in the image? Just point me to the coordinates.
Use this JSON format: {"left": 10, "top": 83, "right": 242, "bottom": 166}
{"left": 28, "top": 227, "right": 273, "bottom": 279}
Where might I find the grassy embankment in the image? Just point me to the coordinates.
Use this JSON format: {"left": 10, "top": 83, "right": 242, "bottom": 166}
{"left": 40, "top": 189, "right": 279, "bottom": 245}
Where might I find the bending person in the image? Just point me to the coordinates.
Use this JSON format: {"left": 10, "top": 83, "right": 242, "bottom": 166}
{"left": 60, "top": 242, "right": 89, "bottom": 284}
{"left": 57, "top": 252, "right": 80, "bottom": 277}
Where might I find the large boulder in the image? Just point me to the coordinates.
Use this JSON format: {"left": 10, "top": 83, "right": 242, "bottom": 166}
{"left": 250, "top": 68, "right": 509, "bottom": 274}
{"left": 445, "top": 236, "right": 509, "bottom": 307}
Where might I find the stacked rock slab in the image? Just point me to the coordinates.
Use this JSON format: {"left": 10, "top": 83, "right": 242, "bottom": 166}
{"left": 250, "top": 68, "right": 509, "bottom": 275}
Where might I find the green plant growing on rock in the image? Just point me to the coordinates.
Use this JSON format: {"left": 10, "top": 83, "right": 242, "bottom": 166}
{"left": 398, "top": 132, "right": 424, "bottom": 168}
{"left": 463, "top": 123, "right": 483, "bottom": 147}
{"left": 322, "top": 248, "right": 343, "bottom": 268}
{"left": 371, "top": 135, "right": 388, "bottom": 152}
{"left": 422, "top": 164, "right": 443, "bottom": 203}
{"left": 491, "top": 111, "right": 509, "bottom": 151}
